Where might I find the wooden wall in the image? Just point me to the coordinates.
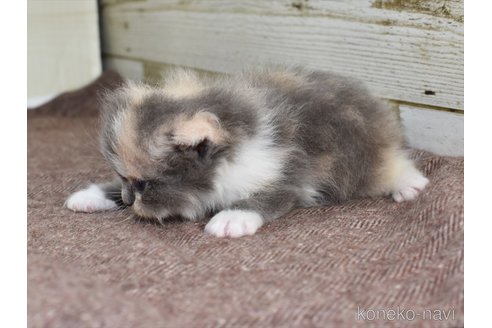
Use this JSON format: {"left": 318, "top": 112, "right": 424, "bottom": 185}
{"left": 28, "top": 0, "right": 101, "bottom": 107}
{"left": 100, "top": 0, "right": 463, "bottom": 155}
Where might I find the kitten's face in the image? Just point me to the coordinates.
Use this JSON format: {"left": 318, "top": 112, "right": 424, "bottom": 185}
{"left": 100, "top": 85, "right": 231, "bottom": 220}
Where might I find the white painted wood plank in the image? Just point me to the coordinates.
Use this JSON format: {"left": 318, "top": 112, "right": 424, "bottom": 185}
{"left": 102, "top": 0, "right": 463, "bottom": 26}
{"left": 400, "top": 105, "right": 463, "bottom": 156}
{"left": 28, "top": 0, "right": 102, "bottom": 99}
{"left": 104, "top": 56, "right": 144, "bottom": 81}
{"left": 101, "top": 9, "right": 463, "bottom": 110}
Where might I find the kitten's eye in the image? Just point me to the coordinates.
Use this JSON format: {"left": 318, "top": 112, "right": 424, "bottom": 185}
{"left": 132, "top": 179, "right": 148, "bottom": 193}
{"left": 117, "top": 173, "right": 128, "bottom": 182}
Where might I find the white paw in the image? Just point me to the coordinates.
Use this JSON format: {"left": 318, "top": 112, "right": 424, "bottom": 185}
{"left": 392, "top": 170, "right": 429, "bottom": 202}
{"left": 65, "top": 184, "right": 118, "bottom": 213}
{"left": 205, "top": 210, "right": 263, "bottom": 238}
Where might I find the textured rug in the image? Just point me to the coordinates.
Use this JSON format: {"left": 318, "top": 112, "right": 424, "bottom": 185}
{"left": 27, "top": 72, "right": 464, "bottom": 328}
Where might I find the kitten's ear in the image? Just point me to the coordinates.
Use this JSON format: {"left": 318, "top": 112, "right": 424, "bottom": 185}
{"left": 149, "top": 112, "right": 225, "bottom": 160}
{"left": 192, "top": 138, "right": 209, "bottom": 158}
{"left": 173, "top": 111, "right": 227, "bottom": 146}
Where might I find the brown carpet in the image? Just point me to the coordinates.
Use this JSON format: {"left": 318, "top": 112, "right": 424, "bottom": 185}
{"left": 28, "top": 72, "right": 464, "bottom": 328}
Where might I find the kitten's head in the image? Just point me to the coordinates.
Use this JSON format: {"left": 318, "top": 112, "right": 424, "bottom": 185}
{"left": 100, "top": 72, "right": 255, "bottom": 221}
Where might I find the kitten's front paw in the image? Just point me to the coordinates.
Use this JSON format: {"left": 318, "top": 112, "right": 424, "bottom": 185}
{"left": 65, "top": 184, "right": 118, "bottom": 213}
{"left": 205, "top": 210, "right": 263, "bottom": 238}
{"left": 392, "top": 170, "right": 429, "bottom": 203}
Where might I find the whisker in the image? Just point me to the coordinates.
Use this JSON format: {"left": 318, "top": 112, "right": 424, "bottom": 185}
{"left": 116, "top": 214, "right": 135, "bottom": 224}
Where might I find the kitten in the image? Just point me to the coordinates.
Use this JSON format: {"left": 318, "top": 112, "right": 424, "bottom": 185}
{"left": 66, "top": 67, "right": 429, "bottom": 237}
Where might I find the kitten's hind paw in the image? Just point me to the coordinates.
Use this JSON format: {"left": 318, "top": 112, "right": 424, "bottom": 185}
{"left": 65, "top": 184, "right": 118, "bottom": 213}
{"left": 392, "top": 170, "right": 429, "bottom": 203}
{"left": 205, "top": 210, "right": 263, "bottom": 238}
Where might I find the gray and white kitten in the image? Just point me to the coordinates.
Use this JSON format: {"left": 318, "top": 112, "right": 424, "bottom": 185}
{"left": 66, "top": 67, "right": 429, "bottom": 237}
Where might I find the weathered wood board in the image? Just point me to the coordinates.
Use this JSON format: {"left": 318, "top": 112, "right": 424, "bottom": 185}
{"left": 102, "top": 0, "right": 464, "bottom": 24}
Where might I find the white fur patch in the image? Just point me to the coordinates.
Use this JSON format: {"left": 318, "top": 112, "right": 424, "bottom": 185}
{"left": 392, "top": 168, "right": 429, "bottom": 202}
{"left": 208, "top": 128, "right": 287, "bottom": 209}
{"left": 65, "top": 184, "right": 118, "bottom": 213}
{"left": 205, "top": 210, "right": 263, "bottom": 237}
{"left": 378, "top": 148, "right": 429, "bottom": 202}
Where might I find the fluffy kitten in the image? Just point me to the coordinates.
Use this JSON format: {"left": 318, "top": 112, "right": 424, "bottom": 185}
{"left": 66, "top": 67, "right": 429, "bottom": 237}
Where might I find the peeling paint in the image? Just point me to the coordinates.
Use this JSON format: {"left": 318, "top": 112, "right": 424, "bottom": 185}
{"left": 290, "top": 0, "right": 314, "bottom": 13}
{"left": 291, "top": 1, "right": 307, "bottom": 10}
{"left": 378, "top": 19, "right": 395, "bottom": 26}
{"left": 372, "top": 0, "right": 463, "bottom": 23}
